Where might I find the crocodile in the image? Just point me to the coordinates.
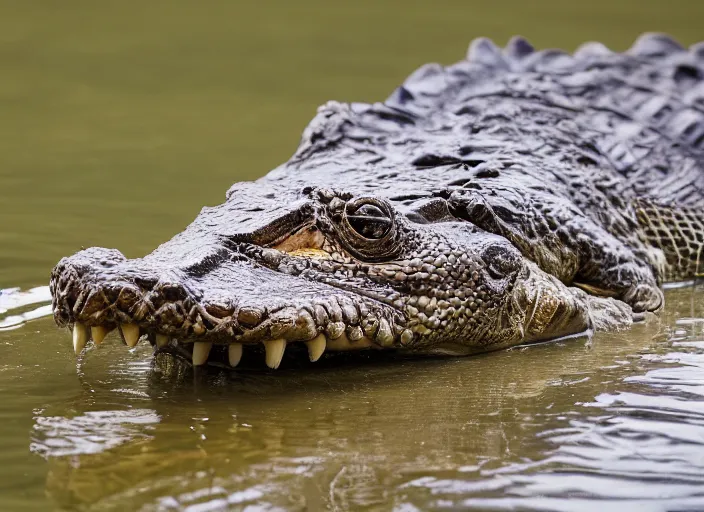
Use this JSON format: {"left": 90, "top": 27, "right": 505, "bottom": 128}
{"left": 50, "top": 33, "right": 704, "bottom": 369}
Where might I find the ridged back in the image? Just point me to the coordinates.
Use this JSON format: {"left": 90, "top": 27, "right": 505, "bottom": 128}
{"left": 383, "top": 33, "right": 704, "bottom": 206}
{"left": 284, "top": 34, "right": 704, "bottom": 280}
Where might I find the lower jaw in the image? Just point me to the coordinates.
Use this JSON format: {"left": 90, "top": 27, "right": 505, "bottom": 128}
{"left": 70, "top": 321, "right": 385, "bottom": 370}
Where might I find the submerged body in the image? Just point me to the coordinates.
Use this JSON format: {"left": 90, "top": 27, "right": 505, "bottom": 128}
{"left": 51, "top": 34, "right": 704, "bottom": 368}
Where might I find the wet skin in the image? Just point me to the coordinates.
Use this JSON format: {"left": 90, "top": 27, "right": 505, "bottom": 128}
{"left": 51, "top": 34, "right": 704, "bottom": 368}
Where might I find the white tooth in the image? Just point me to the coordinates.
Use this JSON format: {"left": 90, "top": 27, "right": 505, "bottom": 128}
{"left": 192, "top": 341, "right": 213, "bottom": 366}
{"left": 73, "top": 323, "right": 88, "bottom": 355}
{"left": 306, "top": 333, "right": 326, "bottom": 362}
{"left": 263, "top": 338, "right": 286, "bottom": 369}
{"left": 91, "top": 326, "right": 109, "bottom": 345}
{"left": 228, "top": 343, "right": 243, "bottom": 367}
{"left": 155, "top": 334, "right": 168, "bottom": 348}
{"left": 121, "top": 323, "right": 140, "bottom": 348}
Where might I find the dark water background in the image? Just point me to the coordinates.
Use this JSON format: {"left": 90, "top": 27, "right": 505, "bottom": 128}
{"left": 1, "top": 1, "right": 703, "bottom": 510}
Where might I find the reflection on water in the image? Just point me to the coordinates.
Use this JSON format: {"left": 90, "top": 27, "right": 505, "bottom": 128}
{"left": 31, "top": 409, "right": 160, "bottom": 458}
{"left": 2, "top": 287, "right": 698, "bottom": 510}
{"left": 1, "top": 1, "right": 703, "bottom": 510}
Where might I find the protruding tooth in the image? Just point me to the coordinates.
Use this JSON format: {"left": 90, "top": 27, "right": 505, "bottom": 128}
{"left": 228, "top": 343, "right": 243, "bottom": 367}
{"left": 263, "top": 338, "right": 286, "bottom": 369}
{"left": 121, "top": 323, "right": 140, "bottom": 348}
{"left": 91, "top": 326, "right": 109, "bottom": 345}
{"left": 155, "top": 334, "right": 168, "bottom": 349}
{"left": 192, "top": 341, "right": 213, "bottom": 366}
{"left": 73, "top": 323, "right": 88, "bottom": 355}
{"left": 306, "top": 333, "right": 326, "bottom": 362}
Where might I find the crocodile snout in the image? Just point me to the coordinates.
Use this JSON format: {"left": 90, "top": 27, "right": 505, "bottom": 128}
{"left": 50, "top": 244, "right": 404, "bottom": 370}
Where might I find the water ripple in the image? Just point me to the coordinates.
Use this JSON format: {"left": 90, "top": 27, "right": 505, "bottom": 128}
{"left": 0, "top": 286, "right": 52, "bottom": 330}
{"left": 397, "top": 311, "right": 704, "bottom": 510}
{"left": 30, "top": 409, "right": 161, "bottom": 458}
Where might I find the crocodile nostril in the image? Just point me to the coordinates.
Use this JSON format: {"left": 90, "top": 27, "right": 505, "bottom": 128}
{"left": 481, "top": 244, "right": 522, "bottom": 279}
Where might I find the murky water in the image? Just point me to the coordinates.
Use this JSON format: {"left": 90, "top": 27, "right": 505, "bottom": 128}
{"left": 1, "top": 2, "right": 703, "bottom": 510}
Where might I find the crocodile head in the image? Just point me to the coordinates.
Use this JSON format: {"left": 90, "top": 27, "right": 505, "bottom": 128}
{"left": 50, "top": 180, "right": 631, "bottom": 369}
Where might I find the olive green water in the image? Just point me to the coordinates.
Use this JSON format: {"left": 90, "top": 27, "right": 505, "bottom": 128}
{"left": 1, "top": 1, "right": 704, "bottom": 510}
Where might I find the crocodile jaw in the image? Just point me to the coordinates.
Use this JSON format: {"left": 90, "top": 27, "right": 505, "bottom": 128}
{"left": 51, "top": 244, "right": 406, "bottom": 369}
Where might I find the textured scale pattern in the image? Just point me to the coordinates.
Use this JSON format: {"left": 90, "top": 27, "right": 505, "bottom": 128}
{"left": 50, "top": 34, "right": 704, "bottom": 367}
{"left": 277, "top": 33, "right": 704, "bottom": 281}
{"left": 636, "top": 201, "right": 704, "bottom": 278}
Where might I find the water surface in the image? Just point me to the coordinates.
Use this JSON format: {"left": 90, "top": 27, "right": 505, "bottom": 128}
{"left": 1, "top": 1, "right": 703, "bottom": 510}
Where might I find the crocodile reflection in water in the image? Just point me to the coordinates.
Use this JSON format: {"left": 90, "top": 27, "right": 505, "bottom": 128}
{"left": 39, "top": 289, "right": 703, "bottom": 509}
{"left": 50, "top": 33, "right": 704, "bottom": 368}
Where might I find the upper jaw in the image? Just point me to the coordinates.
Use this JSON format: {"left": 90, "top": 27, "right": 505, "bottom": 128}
{"left": 50, "top": 244, "right": 408, "bottom": 369}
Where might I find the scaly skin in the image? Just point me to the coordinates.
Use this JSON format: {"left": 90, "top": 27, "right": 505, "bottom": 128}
{"left": 51, "top": 34, "right": 704, "bottom": 368}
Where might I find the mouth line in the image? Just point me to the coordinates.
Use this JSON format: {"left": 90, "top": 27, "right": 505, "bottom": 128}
{"left": 70, "top": 314, "right": 387, "bottom": 370}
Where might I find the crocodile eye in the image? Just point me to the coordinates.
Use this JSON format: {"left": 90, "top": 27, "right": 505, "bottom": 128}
{"left": 346, "top": 203, "right": 392, "bottom": 240}
{"left": 331, "top": 197, "right": 402, "bottom": 261}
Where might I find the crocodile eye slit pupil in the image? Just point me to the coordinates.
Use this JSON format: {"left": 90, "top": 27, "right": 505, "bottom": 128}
{"left": 346, "top": 203, "right": 392, "bottom": 240}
